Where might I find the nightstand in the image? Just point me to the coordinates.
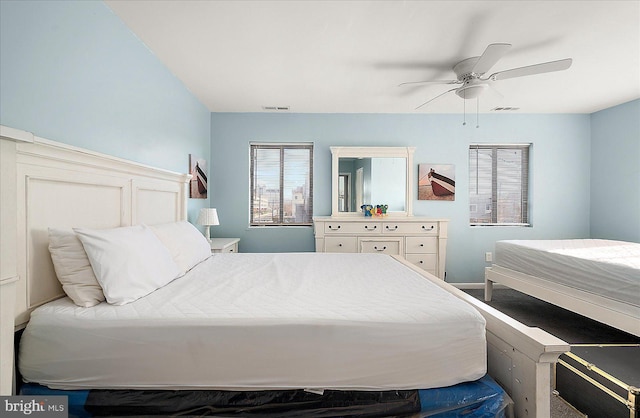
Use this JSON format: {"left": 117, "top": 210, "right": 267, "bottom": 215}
{"left": 209, "top": 237, "right": 240, "bottom": 253}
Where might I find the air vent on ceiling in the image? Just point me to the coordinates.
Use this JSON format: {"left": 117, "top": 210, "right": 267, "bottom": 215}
{"left": 490, "top": 106, "right": 520, "bottom": 111}
{"left": 262, "top": 106, "right": 290, "bottom": 111}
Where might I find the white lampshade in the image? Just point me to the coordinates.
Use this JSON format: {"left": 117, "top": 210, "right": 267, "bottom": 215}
{"left": 197, "top": 208, "right": 219, "bottom": 241}
{"left": 197, "top": 208, "right": 220, "bottom": 226}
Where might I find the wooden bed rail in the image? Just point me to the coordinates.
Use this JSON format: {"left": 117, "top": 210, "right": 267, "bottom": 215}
{"left": 486, "top": 264, "right": 640, "bottom": 338}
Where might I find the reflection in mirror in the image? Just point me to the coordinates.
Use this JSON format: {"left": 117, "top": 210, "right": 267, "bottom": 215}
{"left": 338, "top": 158, "right": 406, "bottom": 213}
{"left": 338, "top": 173, "right": 350, "bottom": 212}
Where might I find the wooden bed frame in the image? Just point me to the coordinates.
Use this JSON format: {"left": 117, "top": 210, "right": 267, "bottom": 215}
{"left": 0, "top": 125, "right": 569, "bottom": 417}
{"left": 485, "top": 265, "right": 640, "bottom": 338}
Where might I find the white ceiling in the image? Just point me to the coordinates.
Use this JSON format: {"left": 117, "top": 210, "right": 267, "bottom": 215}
{"left": 105, "top": 0, "right": 640, "bottom": 114}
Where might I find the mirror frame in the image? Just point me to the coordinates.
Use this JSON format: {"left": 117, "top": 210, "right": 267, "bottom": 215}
{"left": 330, "top": 146, "right": 415, "bottom": 217}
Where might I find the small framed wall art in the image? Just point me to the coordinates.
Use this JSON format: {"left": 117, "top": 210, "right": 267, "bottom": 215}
{"left": 418, "top": 164, "right": 455, "bottom": 201}
{"left": 189, "top": 154, "right": 208, "bottom": 199}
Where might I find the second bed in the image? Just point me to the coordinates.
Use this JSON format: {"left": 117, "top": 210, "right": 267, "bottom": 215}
{"left": 485, "top": 239, "right": 640, "bottom": 337}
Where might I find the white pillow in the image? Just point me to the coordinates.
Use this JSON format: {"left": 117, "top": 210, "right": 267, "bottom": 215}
{"left": 149, "top": 221, "right": 211, "bottom": 274}
{"left": 48, "top": 228, "right": 105, "bottom": 307}
{"left": 74, "top": 224, "right": 181, "bottom": 305}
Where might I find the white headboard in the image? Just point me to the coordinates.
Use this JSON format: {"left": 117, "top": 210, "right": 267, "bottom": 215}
{"left": 1, "top": 127, "right": 190, "bottom": 327}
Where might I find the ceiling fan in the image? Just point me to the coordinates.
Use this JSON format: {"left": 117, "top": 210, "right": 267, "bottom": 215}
{"left": 400, "top": 43, "right": 573, "bottom": 109}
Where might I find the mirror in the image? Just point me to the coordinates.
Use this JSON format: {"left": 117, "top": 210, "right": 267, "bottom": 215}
{"left": 338, "top": 158, "right": 406, "bottom": 212}
{"left": 331, "top": 147, "right": 415, "bottom": 217}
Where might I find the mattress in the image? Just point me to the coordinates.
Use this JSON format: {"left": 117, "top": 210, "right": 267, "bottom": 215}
{"left": 495, "top": 239, "right": 640, "bottom": 307}
{"left": 19, "top": 252, "right": 487, "bottom": 391}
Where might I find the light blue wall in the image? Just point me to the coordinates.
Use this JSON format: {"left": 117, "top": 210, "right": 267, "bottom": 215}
{"left": 211, "top": 112, "right": 592, "bottom": 282}
{"left": 590, "top": 99, "right": 640, "bottom": 242}
{"left": 0, "top": 0, "right": 211, "bottom": 223}
{"left": 5, "top": 1, "right": 632, "bottom": 282}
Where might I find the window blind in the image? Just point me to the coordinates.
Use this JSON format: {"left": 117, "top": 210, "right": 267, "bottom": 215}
{"left": 250, "top": 143, "right": 313, "bottom": 226}
{"left": 469, "top": 144, "right": 530, "bottom": 226}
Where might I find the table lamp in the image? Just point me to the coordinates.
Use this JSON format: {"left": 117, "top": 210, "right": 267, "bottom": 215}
{"left": 197, "top": 208, "right": 219, "bottom": 241}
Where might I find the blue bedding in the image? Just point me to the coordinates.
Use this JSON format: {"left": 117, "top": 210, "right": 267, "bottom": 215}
{"left": 20, "top": 374, "right": 511, "bottom": 417}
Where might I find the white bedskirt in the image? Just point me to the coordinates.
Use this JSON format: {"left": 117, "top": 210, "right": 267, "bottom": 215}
{"left": 19, "top": 253, "right": 486, "bottom": 391}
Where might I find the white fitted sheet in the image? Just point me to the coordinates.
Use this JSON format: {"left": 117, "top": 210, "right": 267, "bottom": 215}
{"left": 495, "top": 239, "right": 640, "bottom": 307}
{"left": 19, "top": 253, "right": 486, "bottom": 391}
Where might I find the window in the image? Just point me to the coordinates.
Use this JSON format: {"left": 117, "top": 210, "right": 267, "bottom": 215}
{"left": 469, "top": 144, "right": 530, "bottom": 226}
{"left": 250, "top": 143, "right": 313, "bottom": 226}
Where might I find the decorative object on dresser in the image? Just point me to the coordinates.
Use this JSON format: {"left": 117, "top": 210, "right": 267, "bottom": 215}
{"left": 209, "top": 237, "right": 240, "bottom": 253}
{"left": 197, "top": 208, "right": 220, "bottom": 241}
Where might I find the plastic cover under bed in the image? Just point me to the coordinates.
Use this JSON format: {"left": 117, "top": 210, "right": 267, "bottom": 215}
{"left": 20, "top": 374, "right": 513, "bottom": 417}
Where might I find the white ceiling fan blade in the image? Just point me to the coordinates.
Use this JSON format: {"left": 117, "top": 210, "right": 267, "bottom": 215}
{"left": 415, "top": 88, "right": 457, "bottom": 110}
{"left": 472, "top": 43, "right": 512, "bottom": 75}
{"left": 399, "top": 80, "right": 460, "bottom": 87}
{"left": 488, "top": 58, "right": 573, "bottom": 81}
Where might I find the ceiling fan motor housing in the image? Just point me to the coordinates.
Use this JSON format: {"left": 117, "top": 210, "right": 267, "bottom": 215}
{"left": 453, "top": 57, "right": 488, "bottom": 99}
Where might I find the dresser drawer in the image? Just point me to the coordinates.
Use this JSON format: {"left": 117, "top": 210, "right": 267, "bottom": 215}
{"left": 405, "top": 237, "right": 438, "bottom": 253}
{"left": 382, "top": 222, "right": 439, "bottom": 234}
{"left": 359, "top": 239, "right": 401, "bottom": 255}
{"left": 324, "top": 236, "right": 358, "bottom": 253}
{"left": 405, "top": 253, "right": 437, "bottom": 272}
{"left": 324, "top": 222, "right": 381, "bottom": 234}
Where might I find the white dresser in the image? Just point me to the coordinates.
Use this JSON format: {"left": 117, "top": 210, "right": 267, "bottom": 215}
{"left": 313, "top": 217, "right": 448, "bottom": 279}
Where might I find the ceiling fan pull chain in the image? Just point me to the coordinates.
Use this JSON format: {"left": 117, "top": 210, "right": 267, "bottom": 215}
{"left": 463, "top": 89, "right": 466, "bottom": 125}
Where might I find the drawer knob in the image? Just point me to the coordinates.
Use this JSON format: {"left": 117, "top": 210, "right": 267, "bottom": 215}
{"left": 420, "top": 244, "right": 424, "bottom": 247}
{"left": 373, "top": 246, "right": 387, "bottom": 251}
{"left": 386, "top": 225, "right": 398, "bottom": 230}
{"left": 329, "top": 225, "right": 341, "bottom": 230}
{"left": 422, "top": 225, "right": 434, "bottom": 230}
{"left": 338, "top": 243, "right": 343, "bottom": 247}
{"left": 419, "top": 260, "right": 424, "bottom": 264}
{"left": 364, "top": 225, "right": 377, "bottom": 230}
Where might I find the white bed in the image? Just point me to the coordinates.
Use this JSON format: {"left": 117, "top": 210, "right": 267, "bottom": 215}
{"left": 485, "top": 239, "right": 640, "bottom": 337}
{"left": 20, "top": 252, "right": 486, "bottom": 391}
{"left": 1, "top": 127, "right": 570, "bottom": 417}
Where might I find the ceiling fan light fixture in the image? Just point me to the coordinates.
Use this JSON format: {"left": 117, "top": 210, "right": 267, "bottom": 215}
{"left": 455, "top": 84, "right": 488, "bottom": 100}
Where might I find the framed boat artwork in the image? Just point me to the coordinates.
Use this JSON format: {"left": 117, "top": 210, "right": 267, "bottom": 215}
{"left": 418, "top": 164, "right": 455, "bottom": 201}
{"left": 189, "top": 154, "right": 208, "bottom": 199}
